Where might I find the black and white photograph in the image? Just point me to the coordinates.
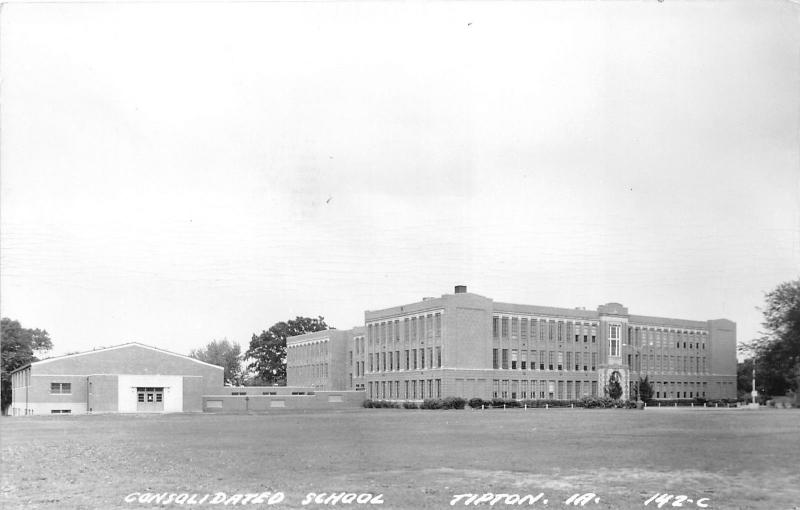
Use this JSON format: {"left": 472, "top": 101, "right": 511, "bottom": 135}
{"left": 1, "top": 0, "right": 799, "bottom": 508}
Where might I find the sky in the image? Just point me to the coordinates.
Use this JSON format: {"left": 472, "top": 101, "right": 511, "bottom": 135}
{"left": 1, "top": 1, "right": 798, "bottom": 360}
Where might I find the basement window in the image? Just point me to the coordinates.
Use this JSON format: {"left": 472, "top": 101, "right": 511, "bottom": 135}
{"left": 50, "top": 409, "right": 71, "bottom": 414}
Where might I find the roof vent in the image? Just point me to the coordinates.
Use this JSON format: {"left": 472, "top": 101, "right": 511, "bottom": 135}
{"left": 455, "top": 285, "right": 467, "bottom": 294}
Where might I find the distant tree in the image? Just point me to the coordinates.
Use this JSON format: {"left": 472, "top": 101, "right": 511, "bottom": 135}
{"left": 637, "top": 375, "right": 654, "bottom": 403}
{"left": 607, "top": 373, "right": 623, "bottom": 400}
{"left": 189, "top": 338, "right": 243, "bottom": 386}
{"left": 1, "top": 318, "right": 53, "bottom": 414}
{"left": 743, "top": 279, "right": 800, "bottom": 397}
{"left": 245, "top": 316, "right": 330, "bottom": 386}
{"left": 737, "top": 358, "right": 755, "bottom": 401}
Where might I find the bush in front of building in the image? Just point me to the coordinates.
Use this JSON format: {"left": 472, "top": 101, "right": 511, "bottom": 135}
{"left": 420, "top": 398, "right": 445, "bottom": 409}
{"left": 402, "top": 401, "right": 419, "bottom": 409}
{"left": 468, "top": 397, "right": 488, "bottom": 409}
{"left": 646, "top": 398, "right": 734, "bottom": 407}
{"left": 443, "top": 396, "right": 467, "bottom": 409}
{"left": 579, "top": 396, "right": 617, "bottom": 408}
{"left": 362, "top": 399, "right": 400, "bottom": 409}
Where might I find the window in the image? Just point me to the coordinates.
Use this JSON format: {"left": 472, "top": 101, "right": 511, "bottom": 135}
{"left": 501, "top": 317, "right": 509, "bottom": 338}
{"left": 548, "top": 351, "right": 554, "bottom": 370}
{"left": 502, "top": 349, "right": 509, "bottom": 369}
{"left": 493, "top": 317, "right": 499, "bottom": 338}
{"left": 609, "top": 324, "right": 620, "bottom": 356}
{"left": 50, "top": 409, "right": 71, "bottom": 414}
{"left": 557, "top": 351, "right": 563, "bottom": 371}
{"left": 493, "top": 349, "right": 499, "bottom": 369}
{"left": 262, "top": 391, "right": 277, "bottom": 395}
{"left": 50, "top": 383, "right": 71, "bottom": 394}
{"left": 436, "top": 347, "right": 442, "bottom": 368}
{"left": 511, "top": 349, "right": 518, "bottom": 369}
{"left": 231, "top": 391, "right": 247, "bottom": 396}
{"left": 421, "top": 348, "right": 426, "bottom": 369}
{"left": 412, "top": 349, "right": 418, "bottom": 369}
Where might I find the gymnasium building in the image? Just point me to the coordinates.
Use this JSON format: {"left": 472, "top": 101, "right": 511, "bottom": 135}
{"left": 286, "top": 286, "right": 738, "bottom": 402}
{"left": 9, "top": 342, "right": 364, "bottom": 416}
{"left": 8, "top": 343, "right": 224, "bottom": 415}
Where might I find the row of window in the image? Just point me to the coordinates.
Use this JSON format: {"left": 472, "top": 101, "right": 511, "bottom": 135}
{"left": 288, "top": 364, "right": 329, "bottom": 380}
{"left": 492, "top": 379, "right": 598, "bottom": 400}
{"left": 645, "top": 381, "right": 708, "bottom": 399}
{"left": 631, "top": 354, "right": 707, "bottom": 374}
{"left": 231, "top": 391, "right": 313, "bottom": 396}
{"left": 368, "top": 379, "right": 442, "bottom": 400}
{"left": 492, "top": 349, "right": 598, "bottom": 372}
{"left": 365, "top": 312, "right": 443, "bottom": 350}
{"left": 493, "top": 317, "right": 598, "bottom": 342}
{"left": 492, "top": 316, "right": 708, "bottom": 350}
{"left": 360, "top": 347, "right": 443, "bottom": 374}
{"left": 287, "top": 341, "right": 329, "bottom": 364}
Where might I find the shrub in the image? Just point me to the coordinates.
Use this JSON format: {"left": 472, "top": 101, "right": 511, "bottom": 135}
{"left": 364, "top": 399, "right": 401, "bottom": 409}
{"left": 420, "top": 398, "right": 445, "bottom": 409}
{"left": 468, "top": 397, "right": 487, "bottom": 409}
{"left": 402, "top": 401, "right": 419, "bottom": 409}
{"left": 443, "top": 396, "right": 467, "bottom": 410}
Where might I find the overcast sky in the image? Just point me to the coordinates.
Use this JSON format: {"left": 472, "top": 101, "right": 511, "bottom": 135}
{"left": 1, "top": 1, "right": 798, "bottom": 359}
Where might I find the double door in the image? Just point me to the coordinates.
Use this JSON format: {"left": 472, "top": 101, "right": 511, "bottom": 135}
{"left": 136, "top": 387, "right": 164, "bottom": 412}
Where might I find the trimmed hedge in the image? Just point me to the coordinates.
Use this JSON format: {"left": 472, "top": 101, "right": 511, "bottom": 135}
{"left": 366, "top": 396, "right": 642, "bottom": 410}
{"left": 362, "top": 399, "right": 400, "bottom": 409}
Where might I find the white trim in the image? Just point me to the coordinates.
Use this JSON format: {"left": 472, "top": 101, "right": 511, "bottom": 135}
{"left": 27, "top": 343, "right": 224, "bottom": 371}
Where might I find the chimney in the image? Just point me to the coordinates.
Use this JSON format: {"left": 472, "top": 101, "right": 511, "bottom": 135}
{"left": 454, "top": 285, "right": 467, "bottom": 294}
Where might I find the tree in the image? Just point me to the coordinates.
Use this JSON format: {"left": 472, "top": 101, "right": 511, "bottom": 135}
{"left": 607, "top": 373, "right": 623, "bottom": 400}
{"left": 189, "top": 338, "right": 243, "bottom": 386}
{"left": 737, "top": 358, "right": 755, "bottom": 401}
{"left": 637, "top": 375, "right": 654, "bottom": 403}
{"left": 744, "top": 279, "right": 800, "bottom": 397}
{"left": 246, "top": 316, "right": 330, "bottom": 385}
{"left": 1, "top": 318, "right": 53, "bottom": 414}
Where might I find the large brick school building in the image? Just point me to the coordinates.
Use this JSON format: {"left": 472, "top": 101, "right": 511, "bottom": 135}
{"left": 287, "top": 286, "right": 737, "bottom": 402}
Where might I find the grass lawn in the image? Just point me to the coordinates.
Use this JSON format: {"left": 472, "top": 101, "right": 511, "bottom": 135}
{"left": 1, "top": 408, "right": 799, "bottom": 509}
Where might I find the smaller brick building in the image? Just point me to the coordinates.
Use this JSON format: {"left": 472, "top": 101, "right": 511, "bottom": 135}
{"left": 9, "top": 343, "right": 224, "bottom": 415}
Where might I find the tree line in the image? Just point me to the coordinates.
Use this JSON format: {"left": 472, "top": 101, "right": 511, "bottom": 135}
{"left": 190, "top": 316, "right": 330, "bottom": 386}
